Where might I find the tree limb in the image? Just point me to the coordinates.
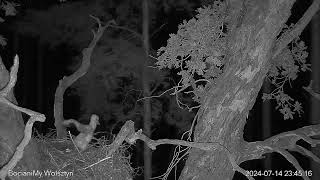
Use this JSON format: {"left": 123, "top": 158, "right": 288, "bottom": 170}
{"left": 0, "top": 55, "right": 46, "bottom": 180}
{"left": 0, "top": 56, "right": 10, "bottom": 90}
{"left": 53, "top": 17, "right": 115, "bottom": 138}
{"left": 303, "top": 80, "right": 320, "bottom": 101}
{"left": 0, "top": 115, "right": 45, "bottom": 180}
{"left": 63, "top": 114, "right": 99, "bottom": 151}
{"left": 274, "top": 147, "right": 309, "bottom": 180}
{"left": 241, "top": 124, "right": 320, "bottom": 180}
{"left": 273, "top": 0, "right": 320, "bottom": 58}
{"left": 292, "top": 145, "right": 320, "bottom": 163}
{"left": 82, "top": 120, "right": 252, "bottom": 179}
{"left": 0, "top": 55, "right": 18, "bottom": 97}
{"left": 80, "top": 120, "right": 135, "bottom": 170}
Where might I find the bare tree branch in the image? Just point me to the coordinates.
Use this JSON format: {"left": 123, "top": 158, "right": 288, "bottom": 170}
{"left": 274, "top": 147, "right": 309, "bottom": 180}
{"left": 292, "top": 145, "right": 320, "bottom": 163}
{"left": 81, "top": 120, "right": 252, "bottom": 179}
{"left": 81, "top": 120, "right": 135, "bottom": 170}
{"left": 0, "top": 55, "right": 42, "bottom": 117}
{"left": 303, "top": 80, "right": 320, "bottom": 101}
{"left": 53, "top": 17, "right": 115, "bottom": 138}
{"left": 0, "top": 55, "right": 46, "bottom": 180}
{"left": 273, "top": 0, "right": 320, "bottom": 58}
{"left": 63, "top": 114, "right": 99, "bottom": 151}
{"left": 0, "top": 115, "right": 45, "bottom": 180}
{"left": 0, "top": 56, "right": 10, "bottom": 89}
{"left": 0, "top": 55, "right": 18, "bottom": 97}
{"left": 127, "top": 128, "right": 224, "bottom": 151}
{"left": 241, "top": 123, "right": 320, "bottom": 179}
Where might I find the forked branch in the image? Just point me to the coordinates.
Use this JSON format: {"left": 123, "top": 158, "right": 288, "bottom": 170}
{"left": 53, "top": 16, "right": 115, "bottom": 138}
{"left": 242, "top": 124, "right": 320, "bottom": 180}
{"left": 0, "top": 55, "right": 46, "bottom": 180}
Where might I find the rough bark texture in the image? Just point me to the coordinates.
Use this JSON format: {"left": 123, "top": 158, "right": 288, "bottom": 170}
{"left": 179, "top": 0, "right": 296, "bottom": 179}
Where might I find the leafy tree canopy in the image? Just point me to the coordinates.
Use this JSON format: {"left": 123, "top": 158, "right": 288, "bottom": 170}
{"left": 157, "top": 2, "right": 310, "bottom": 120}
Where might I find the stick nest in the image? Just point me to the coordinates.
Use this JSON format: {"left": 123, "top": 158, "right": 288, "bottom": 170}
{"left": 34, "top": 130, "right": 140, "bottom": 180}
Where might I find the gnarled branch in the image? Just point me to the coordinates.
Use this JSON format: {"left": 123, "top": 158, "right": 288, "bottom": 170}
{"left": 53, "top": 17, "right": 115, "bottom": 138}
{"left": 241, "top": 124, "right": 320, "bottom": 180}
{"left": 0, "top": 55, "right": 18, "bottom": 97}
{"left": 0, "top": 55, "right": 46, "bottom": 180}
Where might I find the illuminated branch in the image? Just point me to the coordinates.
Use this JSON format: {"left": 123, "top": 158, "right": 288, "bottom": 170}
{"left": 0, "top": 55, "right": 18, "bottom": 97}
{"left": 82, "top": 120, "right": 252, "bottom": 179}
{"left": 303, "top": 80, "right": 320, "bottom": 101}
{"left": 0, "top": 55, "right": 46, "bottom": 180}
{"left": 0, "top": 115, "right": 45, "bottom": 180}
{"left": 0, "top": 56, "right": 9, "bottom": 89}
{"left": 241, "top": 124, "right": 320, "bottom": 180}
{"left": 137, "top": 86, "right": 180, "bottom": 101}
{"left": 53, "top": 16, "right": 115, "bottom": 138}
{"left": 63, "top": 114, "right": 99, "bottom": 151}
{"left": 273, "top": 0, "right": 320, "bottom": 58}
{"left": 292, "top": 145, "right": 320, "bottom": 163}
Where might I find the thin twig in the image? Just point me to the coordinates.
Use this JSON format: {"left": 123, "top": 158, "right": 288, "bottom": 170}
{"left": 108, "top": 24, "right": 143, "bottom": 41}
{"left": 137, "top": 86, "right": 179, "bottom": 101}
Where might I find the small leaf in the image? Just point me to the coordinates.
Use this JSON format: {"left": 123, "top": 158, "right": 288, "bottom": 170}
{"left": 293, "top": 101, "right": 302, "bottom": 114}
{"left": 262, "top": 93, "right": 271, "bottom": 101}
{"left": 280, "top": 106, "right": 294, "bottom": 120}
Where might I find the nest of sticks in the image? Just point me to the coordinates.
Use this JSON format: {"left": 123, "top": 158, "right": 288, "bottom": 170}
{"left": 34, "top": 130, "right": 139, "bottom": 180}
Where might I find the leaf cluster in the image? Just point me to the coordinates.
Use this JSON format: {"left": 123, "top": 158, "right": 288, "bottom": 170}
{"left": 156, "top": 1, "right": 229, "bottom": 103}
{"left": 263, "top": 24, "right": 310, "bottom": 120}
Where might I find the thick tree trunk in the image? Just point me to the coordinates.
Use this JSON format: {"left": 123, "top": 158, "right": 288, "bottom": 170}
{"left": 179, "top": 0, "right": 296, "bottom": 179}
